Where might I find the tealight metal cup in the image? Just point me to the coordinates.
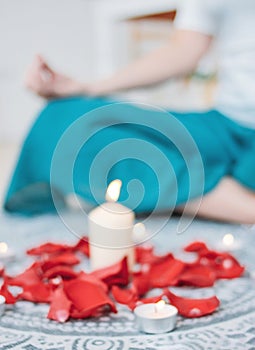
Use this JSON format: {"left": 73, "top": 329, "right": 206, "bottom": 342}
{"left": 134, "top": 303, "right": 178, "bottom": 334}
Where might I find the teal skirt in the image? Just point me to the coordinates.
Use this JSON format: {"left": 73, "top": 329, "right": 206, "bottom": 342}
{"left": 4, "top": 97, "right": 255, "bottom": 215}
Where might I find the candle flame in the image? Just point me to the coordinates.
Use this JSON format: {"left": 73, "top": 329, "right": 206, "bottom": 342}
{"left": 0, "top": 242, "right": 8, "bottom": 254}
{"left": 154, "top": 300, "right": 166, "bottom": 313}
{"left": 105, "top": 179, "right": 122, "bottom": 202}
{"left": 222, "top": 233, "right": 234, "bottom": 246}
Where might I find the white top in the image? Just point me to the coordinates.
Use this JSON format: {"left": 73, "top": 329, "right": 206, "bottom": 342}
{"left": 175, "top": 0, "right": 255, "bottom": 128}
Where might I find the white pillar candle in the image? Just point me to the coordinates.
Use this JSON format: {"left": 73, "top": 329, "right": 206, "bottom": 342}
{"left": 88, "top": 180, "right": 135, "bottom": 271}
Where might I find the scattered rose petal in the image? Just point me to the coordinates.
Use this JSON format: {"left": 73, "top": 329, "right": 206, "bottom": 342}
{"left": 213, "top": 254, "right": 245, "bottom": 279}
{"left": 43, "top": 265, "right": 79, "bottom": 280}
{"left": 77, "top": 271, "right": 108, "bottom": 293}
{"left": 149, "top": 254, "right": 185, "bottom": 288}
{"left": 196, "top": 252, "right": 244, "bottom": 279}
{"left": 65, "top": 279, "right": 117, "bottom": 317}
{"left": 177, "top": 265, "right": 216, "bottom": 287}
{"left": 47, "top": 287, "right": 72, "bottom": 322}
{"left": 19, "top": 282, "right": 51, "bottom": 303}
{"left": 91, "top": 257, "right": 129, "bottom": 287}
{"left": 7, "top": 263, "right": 42, "bottom": 287}
{"left": 185, "top": 243, "right": 245, "bottom": 280}
{"left": 111, "top": 285, "right": 138, "bottom": 308}
{"left": 40, "top": 252, "right": 80, "bottom": 272}
{"left": 70, "top": 304, "right": 112, "bottom": 319}
{"left": 135, "top": 245, "right": 160, "bottom": 264}
{"left": 165, "top": 289, "right": 220, "bottom": 318}
{"left": 184, "top": 242, "right": 209, "bottom": 253}
{"left": 73, "top": 236, "right": 90, "bottom": 257}
{"left": 27, "top": 242, "right": 71, "bottom": 256}
{"left": 0, "top": 281, "right": 17, "bottom": 304}
{"left": 132, "top": 270, "right": 151, "bottom": 296}
{"left": 69, "top": 305, "right": 93, "bottom": 319}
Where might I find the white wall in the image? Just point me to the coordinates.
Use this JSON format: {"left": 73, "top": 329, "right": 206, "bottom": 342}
{"left": 0, "top": 0, "right": 94, "bottom": 143}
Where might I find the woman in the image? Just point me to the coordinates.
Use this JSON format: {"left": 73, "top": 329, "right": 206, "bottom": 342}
{"left": 4, "top": 0, "right": 255, "bottom": 223}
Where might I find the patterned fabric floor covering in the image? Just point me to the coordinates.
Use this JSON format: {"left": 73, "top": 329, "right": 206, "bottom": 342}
{"left": 0, "top": 210, "right": 255, "bottom": 350}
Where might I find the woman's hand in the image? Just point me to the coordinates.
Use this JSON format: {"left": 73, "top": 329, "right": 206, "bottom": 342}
{"left": 25, "top": 55, "right": 87, "bottom": 98}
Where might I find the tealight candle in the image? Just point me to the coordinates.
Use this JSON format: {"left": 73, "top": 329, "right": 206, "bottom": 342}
{"left": 0, "top": 242, "right": 15, "bottom": 262}
{"left": 0, "top": 295, "right": 6, "bottom": 316}
{"left": 88, "top": 180, "right": 135, "bottom": 271}
{"left": 134, "top": 300, "right": 178, "bottom": 334}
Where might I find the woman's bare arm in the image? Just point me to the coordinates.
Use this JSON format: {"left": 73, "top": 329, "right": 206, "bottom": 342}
{"left": 25, "top": 30, "right": 212, "bottom": 98}
{"left": 88, "top": 30, "right": 212, "bottom": 95}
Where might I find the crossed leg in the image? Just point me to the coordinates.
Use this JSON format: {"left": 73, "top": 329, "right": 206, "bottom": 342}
{"left": 177, "top": 177, "right": 255, "bottom": 224}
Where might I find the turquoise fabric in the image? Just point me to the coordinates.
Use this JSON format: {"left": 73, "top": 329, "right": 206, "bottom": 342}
{"left": 4, "top": 96, "right": 255, "bottom": 215}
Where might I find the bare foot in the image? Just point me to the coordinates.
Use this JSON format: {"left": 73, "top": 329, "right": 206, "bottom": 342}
{"left": 25, "top": 55, "right": 85, "bottom": 98}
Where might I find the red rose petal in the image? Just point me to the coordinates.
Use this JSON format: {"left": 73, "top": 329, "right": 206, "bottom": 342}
{"left": 165, "top": 289, "right": 220, "bottom": 318}
{"left": 47, "top": 287, "right": 72, "bottom": 322}
{"left": 19, "top": 282, "right": 52, "bottom": 303}
{"left": 177, "top": 265, "right": 216, "bottom": 287}
{"left": 213, "top": 254, "right": 245, "bottom": 279}
{"left": 69, "top": 305, "right": 95, "bottom": 319}
{"left": 197, "top": 251, "right": 245, "bottom": 279}
{"left": 0, "top": 281, "right": 17, "bottom": 304}
{"left": 40, "top": 252, "right": 80, "bottom": 272}
{"left": 111, "top": 285, "right": 138, "bottom": 305}
{"left": 184, "top": 242, "right": 209, "bottom": 254}
{"left": 149, "top": 254, "right": 185, "bottom": 288}
{"left": 201, "top": 251, "right": 219, "bottom": 260}
{"left": 184, "top": 242, "right": 245, "bottom": 280}
{"left": 27, "top": 242, "right": 71, "bottom": 256}
{"left": 8, "top": 262, "right": 42, "bottom": 287}
{"left": 91, "top": 257, "right": 129, "bottom": 287}
{"left": 70, "top": 304, "right": 112, "bottom": 319}
{"left": 43, "top": 265, "right": 79, "bottom": 280}
{"left": 132, "top": 270, "right": 151, "bottom": 296}
{"left": 77, "top": 271, "right": 108, "bottom": 293}
{"left": 64, "top": 279, "right": 117, "bottom": 317}
{"left": 135, "top": 245, "right": 160, "bottom": 264}
{"left": 73, "top": 236, "right": 90, "bottom": 257}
